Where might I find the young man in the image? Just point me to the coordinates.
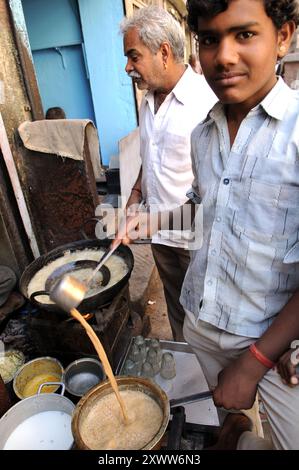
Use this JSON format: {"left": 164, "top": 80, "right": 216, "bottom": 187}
{"left": 115, "top": 0, "right": 299, "bottom": 450}
{"left": 119, "top": 7, "right": 216, "bottom": 341}
{"left": 181, "top": 0, "right": 299, "bottom": 450}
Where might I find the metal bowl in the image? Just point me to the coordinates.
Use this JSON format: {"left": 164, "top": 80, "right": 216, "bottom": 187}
{"left": 64, "top": 358, "right": 105, "bottom": 398}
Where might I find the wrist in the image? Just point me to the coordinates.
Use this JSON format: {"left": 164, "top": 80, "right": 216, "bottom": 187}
{"left": 131, "top": 187, "right": 142, "bottom": 195}
{"left": 249, "top": 343, "right": 276, "bottom": 370}
{"left": 241, "top": 349, "right": 269, "bottom": 381}
{"left": 127, "top": 191, "right": 142, "bottom": 208}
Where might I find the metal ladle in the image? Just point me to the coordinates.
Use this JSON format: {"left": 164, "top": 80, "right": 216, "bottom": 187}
{"left": 49, "top": 201, "right": 149, "bottom": 312}
{"left": 49, "top": 241, "right": 120, "bottom": 312}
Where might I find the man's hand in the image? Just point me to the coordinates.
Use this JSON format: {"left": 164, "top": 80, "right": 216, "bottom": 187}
{"left": 110, "top": 210, "right": 152, "bottom": 248}
{"left": 277, "top": 347, "right": 299, "bottom": 387}
{"left": 213, "top": 350, "right": 268, "bottom": 410}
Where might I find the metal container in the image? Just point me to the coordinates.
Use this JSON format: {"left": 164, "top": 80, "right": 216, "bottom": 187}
{"left": 72, "top": 376, "right": 170, "bottom": 450}
{"left": 0, "top": 384, "right": 75, "bottom": 450}
{"left": 64, "top": 358, "right": 105, "bottom": 398}
{"left": 13, "top": 357, "right": 64, "bottom": 400}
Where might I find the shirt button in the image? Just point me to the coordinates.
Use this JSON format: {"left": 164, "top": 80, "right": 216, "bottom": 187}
{"left": 207, "top": 279, "right": 213, "bottom": 286}
{"left": 211, "top": 249, "right": 217, "bottom": 256}
{"left": 223, "top": 178, "right": 230, "bottom": 185}
{"left": 216, "top": 217, "right": 222, "bottom": 223}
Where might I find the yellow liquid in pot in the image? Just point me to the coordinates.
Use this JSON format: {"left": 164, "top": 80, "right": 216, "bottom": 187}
{"left": 22, "top": 373, "right": 60, "bottom": 397}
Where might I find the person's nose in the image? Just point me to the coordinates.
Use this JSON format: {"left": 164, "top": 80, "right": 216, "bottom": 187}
{"left": 214, "top": 38, "right": 238, "bottom": 69}
{"left": 125, "top": 58, "right": 133, "bottom": 74}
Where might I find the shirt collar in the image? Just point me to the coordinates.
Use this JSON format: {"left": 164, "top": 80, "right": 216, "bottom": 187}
{"left": 209, "top": 76, "right": 294, "bottom": 124}
{"left": 259, "top": 76, "right": 295, "bottom": 120}
{"left": 145, "top": 64, "right": 194, "bottom": 106}
{"left": 171, "top": 65, "right": 195, "bottom": 105}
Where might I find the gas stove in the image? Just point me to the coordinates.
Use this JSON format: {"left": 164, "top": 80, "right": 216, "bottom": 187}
{"left": 165, "top": 406, "right": 219, "bottom": 450}
{"left": 27, "top": 284, "right": 142, "bottom": 370}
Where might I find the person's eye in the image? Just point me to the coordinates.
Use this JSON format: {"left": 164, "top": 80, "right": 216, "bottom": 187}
{"left": 131, "top": 55, "right": 139, "bottom": 62}
{"left": 197, "top": 36, "right": 217, "bottom": 47}
{"left": 237, "top": 31, "right": 255, "bottom": 40}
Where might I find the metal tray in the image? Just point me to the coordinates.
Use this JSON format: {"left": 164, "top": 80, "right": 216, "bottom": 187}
{"left": 117, "top": 338, "right": 219, "bottom": 426}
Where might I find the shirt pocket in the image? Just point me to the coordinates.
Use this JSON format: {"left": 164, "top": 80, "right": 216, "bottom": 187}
{"left": 233, "top": 179, "right": 299, "bottom": 243}
{"left": 161, "top": 132, "right": 191, "bottom": 172}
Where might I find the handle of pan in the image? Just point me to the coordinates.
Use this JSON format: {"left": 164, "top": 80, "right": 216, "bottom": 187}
{"left": 30, "top": 290, "right": 50, "bottom": 302}
{"left": 169, "top": 390, "right": 213, "bottom": 409}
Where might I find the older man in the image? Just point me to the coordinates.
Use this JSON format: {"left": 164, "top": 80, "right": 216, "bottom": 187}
{"left": 120, "top": 6, "right": 216, "bottom": 341}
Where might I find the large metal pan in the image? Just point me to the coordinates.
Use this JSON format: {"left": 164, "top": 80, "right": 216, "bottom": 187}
{"left": 71, "top": 376, "right": 213, "bottom": 450}
{"left": 19, "top": 239, "right": 134, "bottom": 315}
{"left": 72, "top": 376, "right": 170, "bottom": 450}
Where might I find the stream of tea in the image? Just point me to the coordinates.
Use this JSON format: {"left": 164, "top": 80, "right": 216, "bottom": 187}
{"left": 70, "top": 308, "right": 128, "bottom": 424}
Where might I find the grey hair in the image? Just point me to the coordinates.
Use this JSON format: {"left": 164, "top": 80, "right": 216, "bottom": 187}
{"left": 120, "top": 6, "right": 185, "bottom": 62}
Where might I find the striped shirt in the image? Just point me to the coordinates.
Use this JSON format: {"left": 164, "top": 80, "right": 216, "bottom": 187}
{"left": 180, "top": 77, "right": 299, "bottom": 338}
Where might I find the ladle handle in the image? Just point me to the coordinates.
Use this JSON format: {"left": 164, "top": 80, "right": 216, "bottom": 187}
{"left": 30, "top": 290, "right": 50, "bottom": 302}
{"left": 86, "top": 241, "right": 120, "bottom": 285}
{"left": 169, "top": 390, "right": 213, "bottom": 408}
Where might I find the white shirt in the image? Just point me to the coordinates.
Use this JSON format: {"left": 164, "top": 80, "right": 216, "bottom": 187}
{"left": 181, "top": 78, "right": 299, "bottom": 337}
{"left": 139, "top": 65, "right": 217, "bottom": 247}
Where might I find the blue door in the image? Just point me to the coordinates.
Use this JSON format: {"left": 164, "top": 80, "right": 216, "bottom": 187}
{"left": 22, "top": 0, "right": 96, "bottom": 123}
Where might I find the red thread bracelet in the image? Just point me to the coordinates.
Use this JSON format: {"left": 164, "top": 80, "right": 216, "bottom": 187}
{"left": 132, "top": 187, "right": 142, "bottom": 194}
{"left": 249, "top": 343, "right": 275, "bottom": 369}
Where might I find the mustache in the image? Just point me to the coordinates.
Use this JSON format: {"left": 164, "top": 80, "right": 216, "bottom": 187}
{"left": 128, "top": 71, "right": 142, "bottom": 79}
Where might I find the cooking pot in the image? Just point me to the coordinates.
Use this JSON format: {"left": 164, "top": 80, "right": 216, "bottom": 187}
{"left": 64, "top": 357, "right": 105, "bottom": 398}
{"left": 13, "top": 356, "right": 64, "bottom": 399}
{"left": 0, "top": 383, "right": 75, "bottom": 450}
{"left": 72, "top": 375, "right": 214, "bottom": 450}
{"left": 72, "top": 376, "right": 170, "bottom": 450}
{"left": 19, "top": 239, "right": 134, "bottom": 315}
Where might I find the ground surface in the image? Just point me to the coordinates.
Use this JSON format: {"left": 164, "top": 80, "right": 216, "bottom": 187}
{"left": 143, "top": 269, "right": 172, "bottom": 341}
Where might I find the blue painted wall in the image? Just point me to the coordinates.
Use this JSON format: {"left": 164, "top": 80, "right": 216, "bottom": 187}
{"left": 22, "top": 0, "right": 96, "bottom": 122}
{"left": 78, "top": 0, "right": 137, "bottom": 165}
{"left": 22, "top": 0, "right": 137, "bottom": 166}
{"left": 32, "top": 46, "right": 96, "bottom": 121}
{"left": 22, "top": 0, "right": 82, "bottom": 50}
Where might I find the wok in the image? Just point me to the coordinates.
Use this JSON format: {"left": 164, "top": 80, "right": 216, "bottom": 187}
{"left": 19, "top": 239, "right": 134, "bottom": 315}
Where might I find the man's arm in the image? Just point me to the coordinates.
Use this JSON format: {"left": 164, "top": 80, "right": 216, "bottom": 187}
{"left": 213, "top": 292, "right": 299, "bottom": 410}
{"left": 111, "top": 199, "right": 196, "bottom": 247}
{"left": 126, "top": 168, "right": 143, "bottom": 210}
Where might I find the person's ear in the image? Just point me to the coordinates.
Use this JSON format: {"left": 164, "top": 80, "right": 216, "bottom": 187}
{"left": 277, "top": 20, "right": 296, "bottom": 59}
{"left": 160, "top": 42, "right": 171, "bottom": 69}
